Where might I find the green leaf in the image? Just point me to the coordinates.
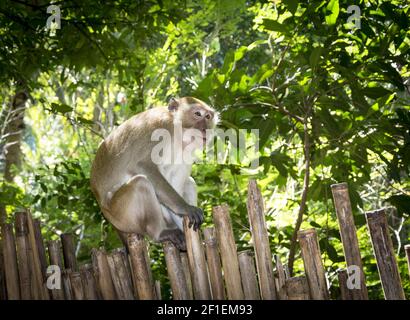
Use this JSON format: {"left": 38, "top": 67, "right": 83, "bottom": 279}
{"left": 262, "top": 19, "right": 288, "bottom": 34}
{"left": 283, "top": 0, "right": 298, "bottom": 15}
{"left": 325, "top": 0, "right": 339, "bottom": 25}
{"left": 310, "top": 221, "right": 321, "bottom": 228}
{"left": 386, "top": 195, "right": 410, "bottom": 216}
{"left": 362, "top": 87, "right": 392, "bottom": 99}
{"left": 77, "top": 116, "right": 94, "bottom": 125}
{"left": 309, "top": 46, "right": 323, "bottom": 68}
{"left": 51, "top": 103, "right": 73, "bottom": 114}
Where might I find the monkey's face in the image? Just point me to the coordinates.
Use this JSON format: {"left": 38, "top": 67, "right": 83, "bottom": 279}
{"left": 173, "top": 97, "right": 218, "bottom": 145}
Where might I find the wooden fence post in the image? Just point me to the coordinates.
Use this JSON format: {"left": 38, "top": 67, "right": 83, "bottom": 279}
{"left": 238, "top": 250, "right": 260, "bottom": 300}
{"left": 0, "top": 240, "right": 7, "bottom": 300}
{"left": 180, "top": 252, "right": 194, "bottom": 299}
{"left": 62, "top": 269, "right": 73, "bottom": 300}
{"left": 331, "top": 183, "right": 368, "bottom": 299}
{"left": 70, "top": 271, "right": 85, "bottom": 300}
{"left": 15, "top": 212, "right": 31, "bottom": 299}
{"left": 80, "top": 264, "right": 99, "bottom": 300}
{"left": 405, "top": 244, "right": 410, "bottom": 280}
{"left": 32, "top": 219, "right": 48, "bottom": 281}
{"left": 247, "top": 180, "right": 276, "bottom": 299}
{"left": 26, "top": 211, "right": 49, "bottom": 300}
{"left": 163, "top": 242, "right": 190, "bottom": 300}
{"left": 203, "top": 227, "right": 225, "bottom": 300}
{"left": 107, "top": 248, "right": 134, "bottom": 300}
{"left": 183, "top": 217, "right": 211, "bottom": 299}
{"left": 298, "top": 229, "right": 329, "bottom": 300}
{"left": 338, "top": 269, "right": 354, "bottom": 300}
{"left": 2, "top": 224, "right": 20, "bottom": 299}
{"left": 155, "top": 280, "right": 162, "bottom": 300}
{"left": 91, "top": 248, "right": 117, "bottom": 300}
{"left": 26, "top": 210, "right": 50, "bottom": 300}
{"left": 285, "top": 276, "right": 310, "bottom": 300}
{"left": 365, "top": 209, "right": 405, "bottom": 300}
{"left": 127, "top": 234, "right": 156, "bottom": 300}
{"left": 274, "top": 255, "right": 288, "bottom": 300}
{"left": 61, "top": 233, "right": 77, "bottom": 271}
{"left": 212, "top": 205, "right": 244, "bottom": 300}
{"left": 1, "top": 224, "right": 20, "bottom": 300}
{"left": 47, "top": 240, "right": 65, "bottom": 300}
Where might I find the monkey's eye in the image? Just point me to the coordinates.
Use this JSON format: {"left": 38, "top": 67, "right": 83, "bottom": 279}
{"left": 194, "top": 111, "right": 201, "bottom": 117}
{"left": 205, "top": 114, "right": 211, "bottom": 119}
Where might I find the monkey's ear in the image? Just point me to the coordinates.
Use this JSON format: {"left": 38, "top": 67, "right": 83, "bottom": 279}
{"left": 168, "top": 97, "right": 179, "bottom": 111}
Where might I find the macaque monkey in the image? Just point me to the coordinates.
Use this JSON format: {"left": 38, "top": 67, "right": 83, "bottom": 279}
{"left": 90, "top": 97, "right": 218, "bottom": 250}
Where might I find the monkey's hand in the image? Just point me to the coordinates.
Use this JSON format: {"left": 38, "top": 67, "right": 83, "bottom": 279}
{"left": 183, "top": 205, "right": 204, "bottom": 231}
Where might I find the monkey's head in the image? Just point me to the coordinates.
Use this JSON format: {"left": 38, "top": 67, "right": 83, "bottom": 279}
{"left": 169, "top": 96, "right": 218, "bottom": 144}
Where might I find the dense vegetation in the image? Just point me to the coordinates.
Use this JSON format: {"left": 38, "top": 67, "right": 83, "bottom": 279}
{"left": 0, "top": 0, "right": 409, "bottom": 299}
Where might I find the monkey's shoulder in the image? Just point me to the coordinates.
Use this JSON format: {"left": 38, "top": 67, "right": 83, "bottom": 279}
{"left": 127, "top": 107, "right": 173, "bottom": 129}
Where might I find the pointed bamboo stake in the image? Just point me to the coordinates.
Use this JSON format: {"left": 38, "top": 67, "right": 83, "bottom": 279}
{"left": 247, "top": 180, "right": 276, "bottom": 299}
{"left": 203, "top": 227, "right": 225, "bottom": 300}
{"left": 298, "top": 229, "right": 329, "bottom": 300}
{"left": 183, "top": 217, "right": 211, "bottom": 299}
{"left": 331, "top": 183, "right": 368, "bottom": 299}
{"left": 163, "top": 242, "right": 190, "bottom": 300}
{"left": 238, "top": 250, "right": 260, "bottom": 300}
{"left": 127, "top": 234, "right": 156, "bottom": 299}
{"left": 365, "top": 209, "right": 405, "bottom": 300}
{"left": 47, "top": 240, "right": 65, "bottom": 300}
{"left": 1, "top": 224, "right": 20, "bottom": 299}
{"left": 91, "top": 248, "right": 117, "bottom": 300}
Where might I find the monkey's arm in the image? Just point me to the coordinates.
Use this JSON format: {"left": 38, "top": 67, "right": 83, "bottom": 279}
{"left": 138, "top": 162, "right": 203, "bottom": 229}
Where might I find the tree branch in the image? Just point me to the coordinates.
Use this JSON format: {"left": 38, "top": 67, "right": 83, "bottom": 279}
{"left": 287, "top": 100, "right": 312, "bottom": 276}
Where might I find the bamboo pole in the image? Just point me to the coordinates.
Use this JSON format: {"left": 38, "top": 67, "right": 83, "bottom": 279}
{"left": 331, "top": 183, "right": 368, "bottom": 299}
{"left": 32, "top": 219, "right": 48, "bottom": 280}
{"left": 26, "top": 210, "right": 49, "bottom": 300}
{"left": 0, "top": 241, "right": 7, "bottom": 300}
{"left": 61, "top": 233, "right": 77, "bottom": 271}
{"left": 1, "top": 224, "right": 20, "bottom": 299}
{"left": 91, "top": 248, "right": 117, "bottom": 300}
{"left": 155, "top": 280, "right": 162, "bottom": 300}
{"left": 274, "top": 255, "right": 288, "bottom": 300}
{"left": 365, "top": 209, "right": 405, "bottom": 300}
{"left": 247, "top": 180, "right": 276, "bottom": 299}
{"left": 180, "top": 252, "right": 194, "bottom": 300}
{"left": 298, "top": 229, "right": 329, "bottom": 300}
{"left": 80, "top": 264, "right": 99, "bottom": 300}
{"left": 47, "top": 240, "right": 65, "bottom": 300}
{"left": 212, "top": 205, "right": 244, "bottom": 300}
{"left": 70, "top": 271, "right": 85, "bottom": 300}
{"left": 107, "top": 248, "right": 134, "bottom": 300}
{"left": 183, "top": 217, "right": 211, "bottom": 299}
{"left": 14, "top": 212, "right": 31, "bottom": 299}
{"left": 163, "top": 241, "right": 190, "bottom": 300}
{"left": 203, "top": 227, "right": 225, "bottom": 300}
{"left": 62, "top": 269, "right": 73, "bottom": 300}
{"left": 238, "top": 250, "right": 260, "bottom": 300}
{"left": 127, "top": 234, "right": 156, "bottom": 300}
{"left": 405, "top": 244, "right": 410, "bottom": 281}
{"left": 338, "top": 269, "right": 354, "bottom": 300}
{"left": 285, "top": 276, "right": 310, "bottom": 300}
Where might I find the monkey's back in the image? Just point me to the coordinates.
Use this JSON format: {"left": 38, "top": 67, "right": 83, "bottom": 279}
{"left": 90, "top": 106, "right": 174, "bottom": 206}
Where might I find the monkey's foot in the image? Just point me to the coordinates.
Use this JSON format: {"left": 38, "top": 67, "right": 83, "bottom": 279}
{"left": 159, "top": 229, "right": 186, "bottom": 251}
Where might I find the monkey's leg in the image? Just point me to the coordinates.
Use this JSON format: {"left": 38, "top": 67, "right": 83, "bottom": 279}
{"left": 108, "top": 175, "right": 172, "bottom": 241}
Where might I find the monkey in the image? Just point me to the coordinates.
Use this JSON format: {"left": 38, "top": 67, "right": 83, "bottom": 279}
{"left": 90, "top": 97, "right": 218, "bottom": 250}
